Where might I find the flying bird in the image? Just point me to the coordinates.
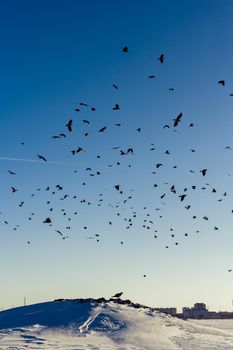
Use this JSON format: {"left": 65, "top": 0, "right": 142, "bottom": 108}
{"left": 98, "top": 126, "right": 107, "bottom": 132}
{"left": 173, "top": 112, "right": 183, "bottom": 127}
{"left": 218, "top": 80, "right": 225, "bottom": 86}
{"left": 66, "top": 119, "right": 73, "bottom": 132}
{"left": 43, "top": 217, "right": 52, "bottom": 224}
{"left": 179, "top": 194, "right": 187, "bottom": 201}
{"left": 200, "top": 169, "right": 207, "bottom": 176}
{"left": 158, "top": 54, "right": 165, "bottom": 63}
{"left": 112, "top": 292, "right": 123, "bottom": 298}
{"left": 37, "top": 155, "right": 47, "bottom": 162}
{"left": 113, "top": 104, "right": 120, "bottom": 110}
{"left": 122, "top": 46, "right": 128, "bottom": 53}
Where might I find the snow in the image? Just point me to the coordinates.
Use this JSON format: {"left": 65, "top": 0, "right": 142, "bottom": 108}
{"left": 0, "top": 299, "right": 233, "bottom": 349}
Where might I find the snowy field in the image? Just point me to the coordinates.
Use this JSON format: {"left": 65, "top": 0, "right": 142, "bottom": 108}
{"left": 189, "top": 319, "right": 233, "bottom": 334}
{"left": 1, "top": 299, "right": 233, "bottom": 349}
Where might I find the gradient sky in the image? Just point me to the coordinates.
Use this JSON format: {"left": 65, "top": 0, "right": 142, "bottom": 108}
{"left": 1, "top": 0, "right": 233, "bottom": 312}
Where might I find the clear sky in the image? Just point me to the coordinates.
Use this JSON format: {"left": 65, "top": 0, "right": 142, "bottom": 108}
{"left": 1, "top": 0, "right": 233, "bottom": 312}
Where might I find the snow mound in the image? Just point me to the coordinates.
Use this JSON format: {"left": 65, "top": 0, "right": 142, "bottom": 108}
{"left": 1, "top": 298, "right": 233, "bottom": 349}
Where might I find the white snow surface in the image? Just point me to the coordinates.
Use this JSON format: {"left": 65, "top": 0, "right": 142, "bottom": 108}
{"left": 0, "top": 299, "right": 233, "bottom": 349}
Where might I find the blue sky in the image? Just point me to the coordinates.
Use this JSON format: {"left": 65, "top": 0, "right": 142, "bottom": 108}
{"left": 1, "top": 0, "right": 233, "bottom": 312}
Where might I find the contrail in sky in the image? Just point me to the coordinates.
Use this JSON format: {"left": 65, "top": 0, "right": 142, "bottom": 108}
{"left": 0, "top": 157, "right": 78, "bottom": 165}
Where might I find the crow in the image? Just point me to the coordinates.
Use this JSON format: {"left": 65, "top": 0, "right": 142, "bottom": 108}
{"left": 218, "top": 80, "right": 225, "bottom": 86}
{"left": 158, "top": 54, "right": 165, "bottom": 63}
{"left": 156, "top": 163, "right": 163, "bottom": 168}
{"left": 179, "top": 194, "right": 186, "bottom": 201}
{"left": 173, "top": 112, "right": 183, "bottom": 127}
{"left": 200, "top": 169, "right": 207, "bottom": 176}
{"left": 122, "top": 46, "right": 128, "bottom": 53}
{"left": 113, "top": 104, "right": 120, "bottom": 110}
{"left": 66, "top": 119, "right": 73, "bottom": 132}
{"left": 43, "top": 217, "right": 52, "bottom": 224}
{"left": 112, "top": 292, "right": 123, "bottom": 298}
{"left": 37, "top": 155, "right": 47, "bottom": 162}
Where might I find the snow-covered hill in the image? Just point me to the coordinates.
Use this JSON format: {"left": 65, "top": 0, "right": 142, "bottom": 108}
{"left": 1, "top": 298, "right": 233, "bottom": 349}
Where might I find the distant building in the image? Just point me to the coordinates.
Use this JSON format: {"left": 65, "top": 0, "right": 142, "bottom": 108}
{"left": 155, "top": 307, "right": 177, "bottom": 316}
{"left": 182, "top": 303, "right": 208, "bottom": 319}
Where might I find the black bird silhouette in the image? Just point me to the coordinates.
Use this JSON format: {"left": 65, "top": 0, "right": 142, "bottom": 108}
{"left": 112, "top": 292, "right": 123, "bottom": 298}
{"left": 218, "top": 80, "right": 225, "bottom": 86}
{"left": 8, "top": 170, "right": 16, "bottom": 175}
{"left": 11, "top": 187, "right": 17, "bottom": 193}
{"left": 113, "top": 104, "right": 120, "bottom": 110}
{"left": 98, "top": 126, "right": 107, "bottom": 132}
{"left": 158, "top": 54, "right": 165, "bottom": 63}
{"left": 43, "top": 217, "right": 52, "bottom": 224}
{"left": 122, "top": 46, "right": 128, "bottom": 53}
{"left": 80, "top": 102, "right": 88, "bottom": 106}
{"left": 156, "top": 163, "right": 163, "bottom": 168}
{"left": 83, "top": 120, "right": 90, "bottom": 124}
{"left": 179, "top": 194, "right": 187, "bottom": 201}
{"left": 76, "top": 147, "right": 84, "bottom": 153}
{"left": 148, "top": 75, "right": 155, "bottom": 79}
{"left": 66, "top": 119, "right": 73, "bottom": 132}
{"left": 173, "top": 112, "right": 183, "bottom": 127}
{"left": 37, "top": 155, "right": 47, "bottom": 162}
{"left": 55, "top": 230, "right": 63, "bottom": 236}
{"left": 113, "top": 84, "right": 118, "bottom": 89}
{"left": 200, "top": 169, "right": 207, "bottom": 176}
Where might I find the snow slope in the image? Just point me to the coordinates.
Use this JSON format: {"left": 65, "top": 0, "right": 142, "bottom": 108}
{"left": 1, "top": 298, "right": 233, "bottom": 349}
